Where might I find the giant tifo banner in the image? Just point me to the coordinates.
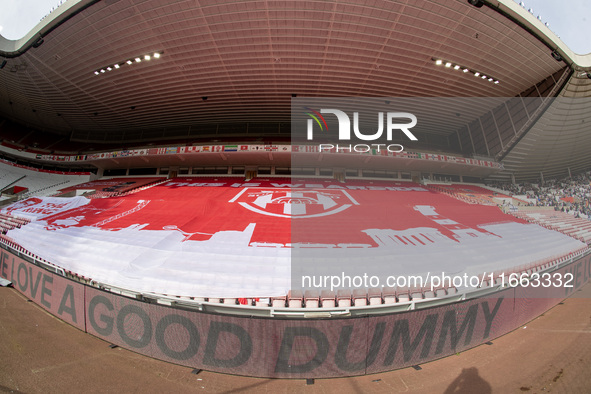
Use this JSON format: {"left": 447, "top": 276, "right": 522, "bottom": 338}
{"left": 31, "top": 144, "right": 503, "bottom": 169}
{"left": 1, "top": 247, "right": 590, "bottom": 378}
{"left": 0, "top": 158, "right": 91, "bottom": 175}
{"left": 1, "top": 178, "right": 586, "bottom": 298}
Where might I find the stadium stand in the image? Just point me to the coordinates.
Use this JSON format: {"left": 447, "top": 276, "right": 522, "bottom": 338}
{"left": 55, "top": 177, "right": 167, "bottom": 198}
{"left": 2, "top": 0, "right": 591, "bottom": 381}
{"left": 512, "top": 208, "right": 591, "bottom": 244}
{"left": 1, "top": 177, "right": 586, "bottom": 305}
{"left": 0, "top": 160, "right": 90, "bottom": 198}
{"left": 426, "top": 183, "right": 514, "bottom": 206}
{"left": 492, "top": 171, "right": 591, "bottom": 218}
{"left": 0, "top": 174, "right": 25, "bottom": 192}
{"left": 0, "top": 212, "right": 30, "bottom": 234}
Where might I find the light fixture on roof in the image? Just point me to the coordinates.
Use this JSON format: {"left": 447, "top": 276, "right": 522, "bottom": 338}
{"left": 551, "top": 50, "right": 562, "bottom": 61}
{"left": 32, "top": 38, "right": 44, "bottom": 48}
{"left": 467, "top": 0, "right": 484, "bottom": 8}
{"left": 431, "top": 57, "right": 499, "bottom": 85}
{"left": 93, "top": 51, "right": 163, "bottom": 75}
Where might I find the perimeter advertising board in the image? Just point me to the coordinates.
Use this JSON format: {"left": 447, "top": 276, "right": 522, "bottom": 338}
{"left": 0, "top": 249, "right": 85, "bottom": 331}
{"left": 2, "top": 247, "right": 589, "bottom": 378}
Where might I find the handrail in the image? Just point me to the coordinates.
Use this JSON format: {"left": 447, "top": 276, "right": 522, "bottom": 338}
{"left": 1, "top": 238, "right": 586, "bottom": 319}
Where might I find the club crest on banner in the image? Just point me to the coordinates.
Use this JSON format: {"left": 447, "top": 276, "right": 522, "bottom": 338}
{"left": 229, "top": 188, "right": 359, "bottom": 218}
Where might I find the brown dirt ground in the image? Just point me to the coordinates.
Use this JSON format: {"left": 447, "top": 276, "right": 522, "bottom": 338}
{"left": 1, "top": 283, "right": 591, "bottom": 394}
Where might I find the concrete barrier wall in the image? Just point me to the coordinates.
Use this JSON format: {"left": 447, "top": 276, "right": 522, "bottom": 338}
{"left": 1, "top": 248, "right": 85, "bottom": 331}
{"left": 2, "top": 247, "right": 590, "bottom": 378}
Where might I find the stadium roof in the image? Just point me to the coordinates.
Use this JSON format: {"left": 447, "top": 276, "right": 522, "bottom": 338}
{"left": 0, "top": 0, "right": 590, "bottom": 181}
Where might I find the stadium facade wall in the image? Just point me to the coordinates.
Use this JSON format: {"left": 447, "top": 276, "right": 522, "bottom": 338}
{"left": 1, "top": 247, "right": 590, "bottom": 378}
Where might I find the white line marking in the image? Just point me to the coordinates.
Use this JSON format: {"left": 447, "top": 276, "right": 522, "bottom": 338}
{"left": 341, "top": 190, "right": 360, "bottom": 205}
{"left": 228, "top": 187, "right": 249, "bottom": 203}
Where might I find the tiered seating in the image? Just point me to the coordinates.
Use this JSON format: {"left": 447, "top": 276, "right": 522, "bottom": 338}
{"left": 0, "top": 120, "right": 26, "bottom": 144}
{"left": 86, "top": 190, "right": 116, "bottom": 199}
{"left": 0, "top": 174, "right": 25, "bottom": 192}
{"left": 47, "top": 140, "right": 94, "bottom": 153}
{"left": 0, "top": 212, "right": 30, "bottom": 234}
{"left": 17, "top": 131, "right": 62, "bottom": 151}
{"left": 115, "top": 178, "right": 170, "bottom": 197}
{"left": 0, "top": 178, "right": 587, "bottom": 308}
{"left": 512, "top": 208, "right": 591, "bottom": 244}
{"left": 25, "top": 179, "right": 80, "bottom": 197}
{"left": 0, "top": 160, "right": 90, "bottom": 197}
{"left": 427, "top": 183, "right": 512, "bottom": 206}
{"left": 56, "top": 177, "right": 166, "bottom": 198}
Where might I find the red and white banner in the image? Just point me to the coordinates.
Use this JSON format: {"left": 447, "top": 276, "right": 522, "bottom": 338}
{"left": 3, "top": 178, "right": 582, "bottom": 297}
{"left": 1, "top": 196, "right": 90, "bottom": 220}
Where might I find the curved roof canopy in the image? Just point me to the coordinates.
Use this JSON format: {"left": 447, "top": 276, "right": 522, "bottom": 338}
{"left": 0, "top": 0, "right": 590, "bottom": 181}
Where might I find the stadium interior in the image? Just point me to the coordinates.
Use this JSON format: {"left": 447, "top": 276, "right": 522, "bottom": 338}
{"left": 1, "top": 0, "right": 591, "bottom": 380}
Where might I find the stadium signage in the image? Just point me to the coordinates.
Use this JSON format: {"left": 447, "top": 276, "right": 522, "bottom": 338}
{"left": 0, "top": 249, "right": 84, "bottom": 329}
{"left": 2, "top": 249, "right": 591, "bottom": 377}
{"left": 84, "top": 295, "right": 504, "bottom": 372}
